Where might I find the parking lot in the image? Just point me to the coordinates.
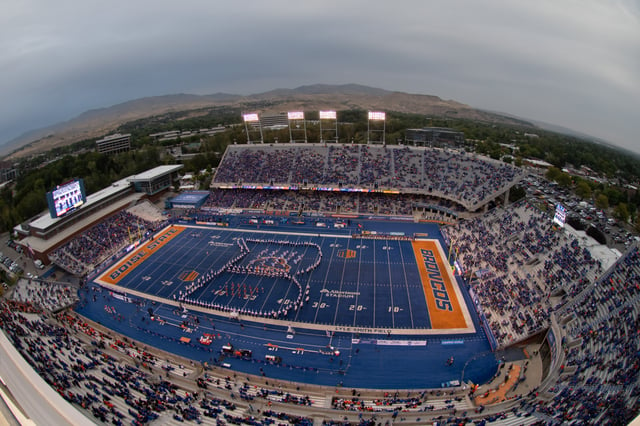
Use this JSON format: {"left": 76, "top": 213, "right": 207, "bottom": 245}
{"left": 0, "top": 234, "right": 44, "bottom": 283}
{"left": 523, "top": 172, "right": 638, "bottom": 251}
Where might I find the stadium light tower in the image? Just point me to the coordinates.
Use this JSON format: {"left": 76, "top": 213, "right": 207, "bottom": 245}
{"left": 319, "top": 110, "right": 338, "bottom": 143}
{"left": 287, "top": 111, "right": 307, "bottom": 143}
{"left": 367, "top": 111, "right": 386, "bottom": 145}
{"left": 242, "top": 113, "right": 263, "bottom": 144}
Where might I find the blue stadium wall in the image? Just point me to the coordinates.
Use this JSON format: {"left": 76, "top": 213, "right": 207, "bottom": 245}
{"left": 165, "top": 190, "right": 210, "bottom": 210}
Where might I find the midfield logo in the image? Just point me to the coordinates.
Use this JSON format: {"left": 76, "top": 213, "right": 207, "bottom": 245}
{"left": 337, "top": 249, "right": 356, "bottom": 259}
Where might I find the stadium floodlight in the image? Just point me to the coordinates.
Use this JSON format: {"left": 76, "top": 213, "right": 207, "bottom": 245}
{"left": 287, "top": 111, "right": 307, "bottom": 143}
{"left": 243, "top": 113, "right": 259, "bottom": 122}
{"left": 319, "top": 110, "right": 338, "bottom": 143}
{"left": 368, "top": 111, "right": 386, "bottom": 121}
{"left": 367, "top": 111, "right": 386, "bottom": 144}
{"left": 242, "top": 112, "right": 263, "bottom": 143}
{"left": 319, "top": 110, "right": 336, "bottom": 120}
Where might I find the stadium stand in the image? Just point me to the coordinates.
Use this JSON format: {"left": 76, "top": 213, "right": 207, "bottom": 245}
{"left": 200, "top": 189, "right": 464, "bottom": 220}
{"left": 3, "top": 208, "right": 638, "bottom": 425}
{"left": 2, "top": 145, "right": 640, "bottom": 425}
{"left": 212, "top": 143, "right": 524, "bottom": 211}
{"left": 0, "top": 297, "right": 547, "bottom": 425}
{"left": 10, "top": 278, "right": 78, "bottom": 313}
{"left": 441, "top": 201, "right": 603, "bottom": 348}
{"left": 48, "top": 208, "right": 167, "bottom": 276}
{"left": 537, "top": 245, "right": 640, "bottom": 424}
{"left": 0, "top": 301, "right": 313, "bottom": 425}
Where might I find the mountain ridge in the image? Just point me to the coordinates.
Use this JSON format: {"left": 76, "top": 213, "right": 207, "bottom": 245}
{"left": 2, "top": 84, "right": 532, "bottom": 160}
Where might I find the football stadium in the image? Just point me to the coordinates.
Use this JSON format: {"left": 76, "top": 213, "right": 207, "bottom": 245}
{"left": 1, "top": 128, "right": 639, "bottom": 426}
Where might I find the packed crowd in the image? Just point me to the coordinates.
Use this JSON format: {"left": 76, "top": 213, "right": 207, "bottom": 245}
{"left": 49, "top": 209, "right": 165, "bottom": 275}
{"left": 0, "top": 301, "right": 316, "bottom": 425}
{"left": 4, "top": 142, "right": 640, "bottom": 424}
{"left": 441, "top": 200, "right": 640, "bottom": 421}
{"left": 200, "top": 188, "right": 464, "bottom": 219}
{"left": 0, "top": 295, "right": 542, "bottom": 426}
{"left": 212, "top": 144, "right": 524, "bottom": 208}
{"left": 442, "top": 201, "right": 601, "bottom": 348}
{"left": 534, "top": 245, "right": 640, "bottom": 425}
{"left": 331, "top": 389, "right": 470, "bottom": 413}
{"left": 213, "top": 145, "right": 297, "bottom": 185}
{"left": 4, "top": 241, "right": 640, "bottom": 424}
{"left": 10, "top": 277, "right": 78, "bottom": 312}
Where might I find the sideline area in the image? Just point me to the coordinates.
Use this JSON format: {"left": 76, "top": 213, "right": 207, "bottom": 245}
{"left": 97, "top": 225, "right": 185, "bottom": 285}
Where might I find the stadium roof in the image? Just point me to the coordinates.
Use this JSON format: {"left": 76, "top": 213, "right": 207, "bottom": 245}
{"left": 564, "top": 224, "right": 621, "bottom": 270}
{"left": 28, "top": 177, "right": 133, "bottom": 231}
{"left": 167, "top": 190, "right": 209, "bottom": 209}
{"left": 20, "top": 165, "right": 182, "bottom": 246}
{"left": 21, "top": 193, "right": 144, "bottom": 255}
{"left": 127, "top": 164, "right": 183, "bottom": 182}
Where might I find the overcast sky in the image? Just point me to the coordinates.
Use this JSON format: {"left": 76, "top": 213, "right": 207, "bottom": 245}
{"left": 1, "top": 0, "right": 639, "bottom": 153}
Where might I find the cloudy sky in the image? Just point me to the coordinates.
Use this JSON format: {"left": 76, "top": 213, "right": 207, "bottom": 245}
{"left": 1, "top": 0, "right": 639, "bottom": 153}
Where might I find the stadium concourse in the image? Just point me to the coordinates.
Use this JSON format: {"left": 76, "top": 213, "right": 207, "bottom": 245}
{"left": 0, "top": 143, "right": 638, "bottom": 425}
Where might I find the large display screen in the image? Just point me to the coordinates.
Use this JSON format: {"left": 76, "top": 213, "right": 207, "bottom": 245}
{"left": 553, "top": 203, "right": 567, "bottom": 227}
{"left": 46, "top": 179, "right": 87, "bottom": 218}
{"left": 287, "top": 111, "right": 304, "bottom": 120}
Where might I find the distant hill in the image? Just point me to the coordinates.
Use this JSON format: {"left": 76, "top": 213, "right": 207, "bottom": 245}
{"left": 1, "top": 84, "right": 533, "bottom": 160}
{"left": 481, "top": 108, "right": 640, "bottom": 159}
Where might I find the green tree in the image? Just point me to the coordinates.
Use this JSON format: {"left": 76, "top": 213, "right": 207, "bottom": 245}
{"left": 603, "top": 187, "right": 623, "bottom": 206}
{"left": 615, "top": 203, "right": 630, "bottom": 223}
{"left": 628, "top": 202, "right": 637, "bottom": 223}
{"left": 595, "top": 193, "right": 609, "bottom": 210}
{"left": 15, "top": 190, "right": 47, "bottom": 219}
{"left": 545, "top": 167, "right": 562, "bottom": 182}
{"left": 556, "top": 172, "right": 572, "bottom": 188}
{"left": 575, "top": 180, "right": 592, "bottom": 200}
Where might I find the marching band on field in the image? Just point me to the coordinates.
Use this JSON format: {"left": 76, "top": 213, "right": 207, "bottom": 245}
{"left": 174, "top": 237, "right": 321, "bottom": 319}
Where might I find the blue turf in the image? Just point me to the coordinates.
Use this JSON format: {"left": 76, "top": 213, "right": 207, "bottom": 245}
{"left": 107, "top": 227, "right": 435, "bottom": 330}
{"left": 76, "top": 218, "right": 499, "bottom": 389}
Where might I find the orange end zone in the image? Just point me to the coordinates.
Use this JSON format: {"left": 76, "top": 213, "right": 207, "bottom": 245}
{"left": 180, "top": 270, "right": 199, "bottom": 282}
{"left": 97, "top": 226, "right": 186, "bottom": 285}
{"left": 412, "top": 240, "right": 468, "bottom": 329}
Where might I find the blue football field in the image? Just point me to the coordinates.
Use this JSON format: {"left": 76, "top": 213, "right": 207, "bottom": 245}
{"left": 76, "top": 217, "right": 499, "bottom": 389}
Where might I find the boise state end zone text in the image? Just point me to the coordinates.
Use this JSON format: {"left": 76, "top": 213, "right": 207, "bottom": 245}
{"left": 420, "top": 249, "right": 453, "bottom": 311}
{"left": 109, "top": 228, "right": 180, "bottom": 281}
